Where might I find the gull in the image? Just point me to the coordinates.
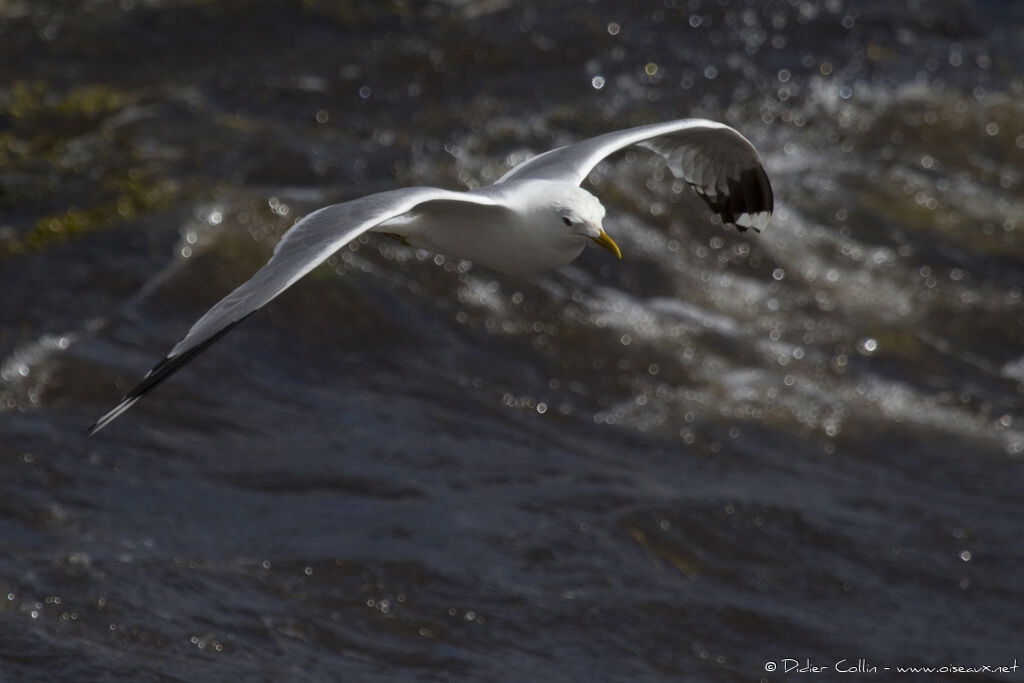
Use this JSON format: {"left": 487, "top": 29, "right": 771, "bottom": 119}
{"left": 89, "top": 118, "right": 773, "bottom": 434}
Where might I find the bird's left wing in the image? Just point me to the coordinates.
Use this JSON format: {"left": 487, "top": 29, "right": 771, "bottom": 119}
{"left": 497, "top": 118, "right": 773, "bottom": 232}
{"left": 89, "top": 186, "right": 500, "bottom": 434}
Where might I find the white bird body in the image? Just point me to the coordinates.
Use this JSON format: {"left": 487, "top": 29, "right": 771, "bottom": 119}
{"left": 379, "top": 180, "right": 604, "bottom": 274}
{"left": 90, "top": 117, "right": 774, "bottom": 434}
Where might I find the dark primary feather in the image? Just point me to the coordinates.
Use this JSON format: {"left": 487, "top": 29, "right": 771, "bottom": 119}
{"left": 689, "top": 166, "right": 774, "bottom": 232}
{"left": 88, "top": 315, "right": 253, "bottom": 435}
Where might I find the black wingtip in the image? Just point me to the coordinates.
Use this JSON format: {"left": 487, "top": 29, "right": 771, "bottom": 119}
{"left": 87, "top": 354, "right": 179, "bottom": 436}
{"left": 87, "top": 314, "right": 253, "bottom": 435}
{"left": 88, "top": 395, "right": 142, "bottom": 435}
{"left": 696, "top": 166, "right": 774, "bottom": 233}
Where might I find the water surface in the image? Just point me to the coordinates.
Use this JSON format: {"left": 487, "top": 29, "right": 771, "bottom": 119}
{"left": 1, "top": 1, "right": 1022, "bottom": 680}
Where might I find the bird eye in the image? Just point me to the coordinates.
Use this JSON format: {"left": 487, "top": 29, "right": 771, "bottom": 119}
{"left": 562, "top": 216, "right": 573, "bottom": 226}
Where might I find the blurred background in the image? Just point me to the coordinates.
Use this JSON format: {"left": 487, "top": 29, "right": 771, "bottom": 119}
{"left": 1, "top": 0, "right": 1022, "bottom": 680}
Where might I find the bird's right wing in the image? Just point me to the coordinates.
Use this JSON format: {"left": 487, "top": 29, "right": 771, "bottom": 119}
{"left": 89, "top": 186, "right": 500, "bottom": 434}
{"left": 497, "top": 118, "right": 773, "bottom": 232}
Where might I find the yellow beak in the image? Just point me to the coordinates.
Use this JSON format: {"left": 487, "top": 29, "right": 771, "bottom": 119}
{"left": 591, "top": 229, "right": 622, "bottom": 259}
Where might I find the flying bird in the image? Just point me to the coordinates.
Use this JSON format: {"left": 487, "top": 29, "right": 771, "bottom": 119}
{"left": 89, "top": 118, "right": 773, "bottom": 434}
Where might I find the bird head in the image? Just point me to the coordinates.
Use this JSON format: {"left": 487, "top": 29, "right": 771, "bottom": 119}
{"left": 549, "top": 185, "right": 620, "bottom": 259}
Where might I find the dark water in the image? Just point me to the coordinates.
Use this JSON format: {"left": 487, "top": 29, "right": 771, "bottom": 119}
{"left": 2, "top": 0, "right": 1023, "bottom": 680}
